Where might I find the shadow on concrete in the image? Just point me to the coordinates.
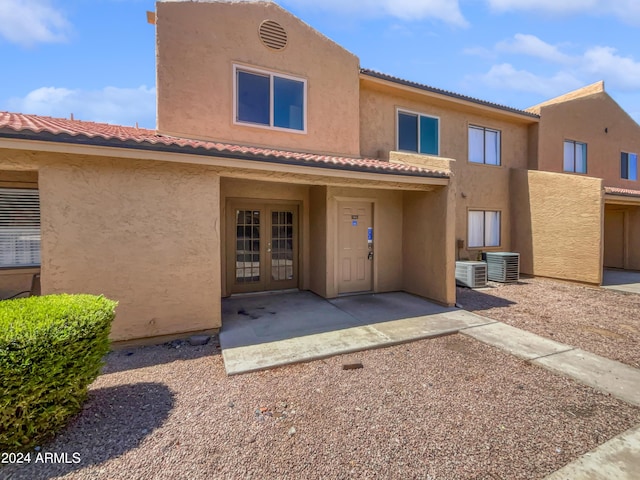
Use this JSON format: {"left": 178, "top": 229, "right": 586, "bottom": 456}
{"left": 602, "top": 269, "right": 640, "bottom": 288}
{"left": 220, "top": 290, "right": 455, "bottom": 349}
{"left": 102, "top": 341, "right": 219, "bottom": 375}
{"left": 456, "top": 286, "right": 517, "bottom": 312}
{"left": 2, "top": 383, "right": 174, "bottom": 480}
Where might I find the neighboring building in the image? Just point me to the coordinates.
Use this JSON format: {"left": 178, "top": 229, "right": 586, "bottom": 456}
{"left": 0, "top": 1, "right": 638, "bottom": 343}
{"left": 515, "top": 82, "right": 640, "bottom": 284}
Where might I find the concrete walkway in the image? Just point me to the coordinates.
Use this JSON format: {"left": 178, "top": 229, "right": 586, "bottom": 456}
{"left": 602, "top": 269, "right": 640, "bottom": 294}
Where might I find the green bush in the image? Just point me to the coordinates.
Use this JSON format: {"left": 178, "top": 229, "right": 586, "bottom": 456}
{"left": 0, "top": 294, "right": 117, "bottom": 452}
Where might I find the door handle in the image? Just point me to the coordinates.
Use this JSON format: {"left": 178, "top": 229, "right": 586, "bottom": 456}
{"left": 368, "top": 251, "right": 374, "bottom": 260}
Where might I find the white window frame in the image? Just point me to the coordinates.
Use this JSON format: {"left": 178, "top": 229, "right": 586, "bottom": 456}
{"left": 468, "top": 210, "right": 501, "bottom": 249}
{"left": 232, "top": 64, "right": 307, "bottom": 134}
{"left": 468, "top": 125, "right": 501, "bottom": 166}
{"left": 563, "top": 139, "right": 587, "bottom": 174}
{"left": 395, "top": 108, "right": 440, "bottom": 156}
{"left": 621, "top": 151, "right": 638, "bottom": 181}
{"left": 0, "top": 188, "right": 41, "bottom": 268}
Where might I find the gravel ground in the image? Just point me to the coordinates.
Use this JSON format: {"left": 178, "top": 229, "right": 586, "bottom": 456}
{"left": 457, "top": 277, "right": 640, "bottom": 368}
{"left": 4, "top": 334, "right": 640, "bottom": 480}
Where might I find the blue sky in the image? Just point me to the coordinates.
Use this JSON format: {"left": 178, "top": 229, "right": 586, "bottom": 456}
{"left": 1, "top": 0, "right": 639, "bottom": 129}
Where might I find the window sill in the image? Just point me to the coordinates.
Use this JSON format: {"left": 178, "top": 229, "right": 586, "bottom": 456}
{"left": 0, "top": 266, "right": 41, "bottom": 276}
{"left": 233, "top": 120, "right": 306, "bottom": 135}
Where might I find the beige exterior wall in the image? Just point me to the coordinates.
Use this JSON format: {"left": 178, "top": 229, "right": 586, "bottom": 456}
{"left": 308, "top": 185, "right": 328, "bottom": 297}
{"left": 402, "top": 186, "right": 456, "bottom": 306}
{"left": 156, "top": 1, "right": 360, "bottom": 156}
{"left": 535, "top": 90, "right": 640, "bottom": 190}
{"left": 4, "top": 150, "right": 224, "bottom": 342}
{"left": 511, "top": 169, "right": 603, "bottom": 284}
{"left": 359, "top": 80, "right": 533, "bottom": 261}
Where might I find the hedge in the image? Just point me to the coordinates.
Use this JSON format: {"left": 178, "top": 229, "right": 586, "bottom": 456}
{"left": 0, "top": 294, "right": 117, "bottom": 452}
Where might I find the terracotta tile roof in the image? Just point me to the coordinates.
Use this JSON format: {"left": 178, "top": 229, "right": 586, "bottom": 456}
{"left": 0, "top": 112, "right": 448, "bottom": 179}
{"left": 604, "top": 186, "right": 640, "bottom": 197}
{"left": 360, "top": 69, "right": 540, "bottom": 119}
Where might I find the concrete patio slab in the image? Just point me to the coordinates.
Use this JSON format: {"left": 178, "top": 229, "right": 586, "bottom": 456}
{"left": 533, "top": 349, "right": 640, "bottom": 407}
{"left": 544, "top": 424, "right": 640, "bottom": 480}
{"left": 220, "top": 291, "right": 495, "bottom": 375}
{"left": 602, "top": 269, "right": 640, "bottom": 294}
{"left": 460, "top": 322, "right": 573, "bottom": 360}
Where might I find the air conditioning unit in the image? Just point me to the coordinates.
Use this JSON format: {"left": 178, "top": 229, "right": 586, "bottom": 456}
{"left": 455, "top": 261, "right": 488, "bottom": 288}
{"left": 484, "top": 252, "right": 520, "bottom": 283}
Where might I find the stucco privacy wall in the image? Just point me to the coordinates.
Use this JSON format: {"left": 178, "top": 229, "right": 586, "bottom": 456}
{"left": 156, "top": 1, "right": 360, "bottom": 156}
{"left": 36, "top": 155, "right": 221, "bottom": 342}
{"left": 359, "top": 80, "right": 531, "bottom": 260}
{"left": 324, "top": 186, "right": 404, "bottom": 298}
{"left": 0, "top": 170, "right": 39, "bottom": 298}
{"left": 535, "top": 90, "right": 640, "bottom": 191}
{"left": 510, "top": 169, "right": 603, "bottom": 284}
{"left": 402, "top": 186, "right": 456, "bottom": 306}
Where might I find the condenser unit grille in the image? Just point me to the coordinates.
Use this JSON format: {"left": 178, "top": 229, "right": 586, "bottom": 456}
{"left": 455, "top": 261, "right": 488, "bottom": 288}
{"left": 485, "top": 252, "right": 520, "bottom": 283}
{"left": 259, "top": 20, "right": 288, "bottom": 50}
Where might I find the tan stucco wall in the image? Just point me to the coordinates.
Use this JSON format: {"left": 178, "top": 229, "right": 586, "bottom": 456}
{"left": 359, "top": 81, "right": 531, "bottom": 260}
{"left": 35, "top": 155, "right": 221, "bottom": 342}
{"left": 324, "top": 186, "right": 404, "bottom": 298}
{"left": 535, "top": 91, "right": 640, "bottom": 190}
{"left": 308, "top": 185, "right": 327, "bottom": 297}
{"left": 156, "top": 1, "right": 360, "bottom": 156}
{"left": 510, "top": 169, "right": 603, "bottom": 284}
{"left": 219, "top": 177, "right": 310, "bottom": 296}
{"left": 402, "top": 186, "right": 456, "bottom": 306}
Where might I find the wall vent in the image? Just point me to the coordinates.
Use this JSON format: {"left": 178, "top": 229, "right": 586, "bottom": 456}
{"left": 259, "top": 20, "right": 288, "bottom": 51}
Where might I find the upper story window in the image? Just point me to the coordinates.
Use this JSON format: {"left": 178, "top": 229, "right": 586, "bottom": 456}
{"left": 563, "top": 140, "right": 587, "bottom": 174}
{"left": 234, "top": 65, "right": 306, "bottom": 132}
{"left": 469, "top": 125, "right": 501, "bottom": 166}
{"left": 468, "top": 210, "right": 501, "bottom": 248}
{"left": 0, "top": 188, "right": 41, "bottom": 268}
{"left": 621, "top": 152, "right": 638, "bottom": 181}
{"left": 397, "top": 109, "right": 439, "bottom": 155}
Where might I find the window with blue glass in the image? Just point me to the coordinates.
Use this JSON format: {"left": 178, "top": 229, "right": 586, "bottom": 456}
{"left": 235, "top": 67, "right": 305, "bottom": 131}
{"left": 397, "top": 110, "right": 439, "bottom": 155}
{"left": 621, "top": 152, "right": 638, "bottom": 181}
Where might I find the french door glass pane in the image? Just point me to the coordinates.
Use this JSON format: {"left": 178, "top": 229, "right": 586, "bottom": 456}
{"left": 271, "top": 210, "right": 294, "bottom": 281}
{"left": 235, "top": 210, "right": 260, "bottom": 283}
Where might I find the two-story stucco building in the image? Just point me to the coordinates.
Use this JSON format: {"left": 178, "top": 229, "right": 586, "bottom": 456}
{"left": 1, "top": 0, "right": 638, "bottom": 343}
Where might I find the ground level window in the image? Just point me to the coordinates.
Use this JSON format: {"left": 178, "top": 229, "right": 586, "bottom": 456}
{"left": 468, "top": 210, "right": 500, "bottom": 248}
{"left": 0, "top": 188, "right": 41, "bottom": 267}
{"left": 563, "top": 140, "right": 587, "bottom": 173}
{"left": 397, "top": 110, "right": 439, "bottom": 155}
{"left": 621, "top": 152, "right": 638, "bottom": 181}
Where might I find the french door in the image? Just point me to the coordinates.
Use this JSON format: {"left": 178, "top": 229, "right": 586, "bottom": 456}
{"left": 228, "top": 201, "right": 298, "bottom": 294}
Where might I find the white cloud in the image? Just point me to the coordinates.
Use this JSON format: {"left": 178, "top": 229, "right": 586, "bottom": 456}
{"left": 0, "top": 0, "right": 70, "bottom": 47}
{"left": 582, "top": 47, "right": 640, "bottom": 90}
{"left": 280, "top": 0, "right": 468, "bottom": 27}
{"left": 478, "top": 63, "right": 582, "bottom": 97}
{"left": 485, "top": 0, "right": 640, "bottom": 24}
{"left": 496, "top": 34, "right": 572, "bottom": 64}
{"left": 6, "top": 85, "right": 157, "bottom": 128}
